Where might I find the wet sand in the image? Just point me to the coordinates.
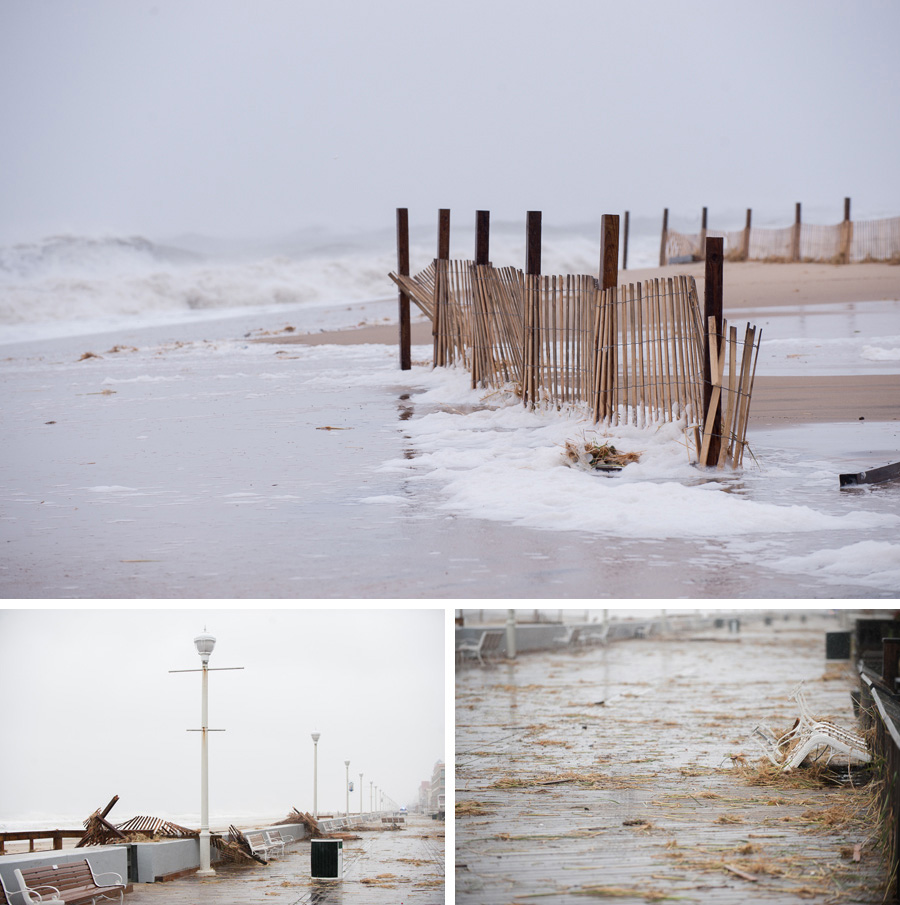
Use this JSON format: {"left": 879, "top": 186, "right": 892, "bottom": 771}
{"left": 456, "top": 612, "right": 884, "bottom": 903}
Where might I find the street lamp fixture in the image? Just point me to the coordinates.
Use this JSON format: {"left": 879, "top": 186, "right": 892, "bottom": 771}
{"left": 344, "top": 760, "right": 350, "bottom": 817}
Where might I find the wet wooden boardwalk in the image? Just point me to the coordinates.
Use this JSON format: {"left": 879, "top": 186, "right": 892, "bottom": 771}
{"left": 119, "top": 816, "right": 443, "bottom": 904}
{"left": 456, "top": 613, "right": 885, "bottom": 904}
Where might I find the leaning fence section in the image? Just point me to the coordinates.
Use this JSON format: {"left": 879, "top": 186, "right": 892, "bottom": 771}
{"left": 389, "top": 260, "right": 760, "bottom": 468}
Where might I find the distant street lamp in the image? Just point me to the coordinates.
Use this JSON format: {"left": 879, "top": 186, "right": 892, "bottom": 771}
{"left": 370, "top": 781, "right": 373, "bottom": 813}
{"left": 311, "top": 733, "right": 321, "bottom": 819}
{"left": 359, "top": 772, "right": 363, "bottom": 815}
{"left": 344, "top": 760, "right": 350, "bottom": 817}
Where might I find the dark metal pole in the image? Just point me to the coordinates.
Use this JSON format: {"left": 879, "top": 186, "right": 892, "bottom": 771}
{"left": 396, "top": 208, "right": 411, "bottom": 371}
{"left": 622, "top": 210, "right": 630, "bottom": 271}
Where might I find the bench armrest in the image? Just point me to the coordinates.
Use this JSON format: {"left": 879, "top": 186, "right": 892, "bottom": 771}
{"left": 24, "top": 883, "right": 62, "bottom": 902}
{"left": 93, "top": 871, "right": 125, "bottom": 886}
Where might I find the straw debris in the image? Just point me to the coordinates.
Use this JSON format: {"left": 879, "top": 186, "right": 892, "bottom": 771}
{"left": 564, "top": 439, "right": 641, "bottom": 471}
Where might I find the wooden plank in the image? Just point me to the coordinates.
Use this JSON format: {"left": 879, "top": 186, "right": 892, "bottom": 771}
{"left": 703, "top": 238, "right": 724, "bottom": 463}
{"left": 840, "top": 460, "right": 900, "bottom": 487}
{"left": 599, "top": 214, "right": 619, "bottom": 291}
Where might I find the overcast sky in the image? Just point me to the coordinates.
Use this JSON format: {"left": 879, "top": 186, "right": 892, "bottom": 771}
{"left": 0, "top": 607, "right": 444, "bottom": 826}
{"left": 1, "top": 0, "right": 898, "bottom": 244}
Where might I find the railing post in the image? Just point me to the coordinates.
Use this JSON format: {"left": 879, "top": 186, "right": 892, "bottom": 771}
{"left": 703, "top": 237, "right": 724, "bottom": 465}
{"left": 792, "top": 202, "right": 801, "bottom": 262}
{"left": 622, "top": 210, "right": 630, "bottom": 271}
{"left": 659, "top": 207, "right": 669, "bottom": 266}
{"left": 600, "top": 214, "right": 620, "bottom": 291}
{"left": 396, "top": 208, "right": 411, "bottom": 371}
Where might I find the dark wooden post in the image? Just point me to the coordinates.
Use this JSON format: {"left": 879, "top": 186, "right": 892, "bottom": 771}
{"left": 699, "top": 207, "right": 708, "bottom": 260}
{"left": 437, "top": 208, "right": 450, "bottom": 260}
{"left": 659, "top": 207, "right": 669, "bottom": 266}
{"left": 883, "top": 638, "right": 900, "bottom": 690}
{"left": 791, "top": 202, "right": 801, "bottom": 262}
{"left": 742, "top": 208, "right": 752, "bottom": 261}
{"left": 703, "top": 237, "right": 724, "bottom": 465}
{"left": 475, "top": 210, "right": 490, "bottom": 265}
{"left": 525, "top": 211, "right": 542, "bottom": 408}
{"left": 396, "top": 208, "right": 411, "bottom": 371}
{"left": 840, "top": 197, "right": 852, "bottom": 265}
{"left": 433, "top": 209, "right": 451, "bottom": 366}
{"left": 622, "top": 210, "right": 630, "bottom": 271}
{"left": 600, "top": 214, "right": 619, "bottom": 291}
{"left": 526, "top": 210, "right": 542, "bottom": 276}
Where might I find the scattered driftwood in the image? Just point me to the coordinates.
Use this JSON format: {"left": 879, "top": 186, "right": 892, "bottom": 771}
{"left": 78, "top": 796, "right": 128, "bottom": 847}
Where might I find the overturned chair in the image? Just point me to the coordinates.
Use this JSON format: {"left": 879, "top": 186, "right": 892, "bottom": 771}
{"left": 750, "top": 682, "right": 871, "bottom": 773}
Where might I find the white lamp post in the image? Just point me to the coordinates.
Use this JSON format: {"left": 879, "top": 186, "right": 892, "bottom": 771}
{"left": 359, "top": 772, "right": 363, "bottom": 815}
{"left": 169, "top": 631, "right": 243, "bottom": 880}
{"left": 311, "top": 733, "right": 320, "bottom": 819}
{"left": 194, "top": 631, "right": 216, "bottom": 877}
{"left": 344, "top": 760, "right": 350, "bottom": 817}
{"left": 370, "top": 781, "right": 373, "bottom": 813}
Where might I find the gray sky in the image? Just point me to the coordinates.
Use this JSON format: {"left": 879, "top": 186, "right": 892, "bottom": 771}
{"left": 1, "top": 0, "right": 898, "bottom": 244}
{"left": 0, "top": 607, "right": 445, "bottom": 826}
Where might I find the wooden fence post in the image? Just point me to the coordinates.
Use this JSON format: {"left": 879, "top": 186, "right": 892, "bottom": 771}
{"left": 475, "top": 210, "right": 490, "bottom": 265}
{"left": 622, "top": 210, "right": 630, "bottom": 271}
{"left": 525, "top": 211, "right": 542, "bottom": 408}
{"left": 396, "top": 208, "right": 411, "bottom": 371}
{"left": 840, "top": 196, "right": 852, "bottom": 264}
{"left": 792, "top": 202, "right": 801, "bottom": 262}
{"left": 433, "top": 209, "right": 451, "bottom": 366}
{"left": 600, "top": 214, "right": 620, "bottom": 291}
{"left": 742, "top": 208, "right": 752, "bottom": 261}
{"left": 699, "top": 207, "right": 708, "bottom": 260}
{"left": 659, "top": 207, "right": 669, "bottom": 266}
{"left": 703, "top": 237, "right": 724, "bottom": 465}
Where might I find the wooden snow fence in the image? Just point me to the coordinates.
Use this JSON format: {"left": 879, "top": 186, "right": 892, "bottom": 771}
{"left": 389, "top": 260, "right": 761, "bottom": 467}
{"left": 665, "top": 214, "right": 900, "bottom": 264}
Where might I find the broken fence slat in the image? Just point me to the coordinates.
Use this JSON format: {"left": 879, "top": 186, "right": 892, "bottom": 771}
{"left": 839, "top": 459, "right": 900, "bottom": 487}
{"left": 723, "top": 863, "right": 758, "bottom": 882}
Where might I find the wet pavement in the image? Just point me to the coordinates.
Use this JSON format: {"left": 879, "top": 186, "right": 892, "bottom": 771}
{"left": 119, "top": 816, "right": 444, "bottom": 904}
{"left": 456, "top": 612, "right": 886, "bottom": 904}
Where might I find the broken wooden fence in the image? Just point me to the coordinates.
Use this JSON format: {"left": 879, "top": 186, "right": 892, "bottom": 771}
{"left": 390, "top": 260, "right": 760, "bottom": 468}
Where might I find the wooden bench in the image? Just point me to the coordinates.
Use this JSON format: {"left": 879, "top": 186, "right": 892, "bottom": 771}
{"left": 15, "top": 859, "right": 125, "bottom": 904}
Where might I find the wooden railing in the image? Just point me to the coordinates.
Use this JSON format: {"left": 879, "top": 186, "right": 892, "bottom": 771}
{"left": 0, "top": 829, "right": 84, "bottom": 854}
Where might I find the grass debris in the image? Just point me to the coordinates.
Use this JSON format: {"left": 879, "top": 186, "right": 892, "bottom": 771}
{"left": 564, "top": 439, "right": 641, "bottom": 470}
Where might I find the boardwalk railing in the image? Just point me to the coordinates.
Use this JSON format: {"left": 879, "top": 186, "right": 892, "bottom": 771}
{"left": 858, "top": 666, "right": 900, "bottom": 903}
{"left": 391, "top": 258, "right": 760, "bottom": 468}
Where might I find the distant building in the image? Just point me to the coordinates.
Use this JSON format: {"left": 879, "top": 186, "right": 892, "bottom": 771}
{"left": 430, "top": 760, "right": 445, "bottom": 816}
{"left": 418, "top": 780, "right": 431, "bottom": 813}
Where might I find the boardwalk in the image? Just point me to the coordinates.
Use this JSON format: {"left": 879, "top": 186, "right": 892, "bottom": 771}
{"left": 456, "top": 613, "right": 885, "bottom": 904}
{"left": 117, "top": 816, "right": 443, "bottom": 904}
